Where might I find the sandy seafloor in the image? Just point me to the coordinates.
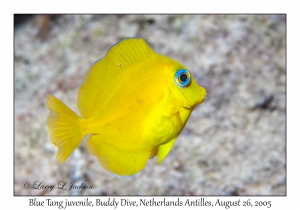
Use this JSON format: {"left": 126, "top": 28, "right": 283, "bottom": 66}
{"left": 14, "top": 15, "right": 286, "bottom": 195}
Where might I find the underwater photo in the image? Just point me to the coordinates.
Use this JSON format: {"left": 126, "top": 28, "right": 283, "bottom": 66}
{"left": 14, "top": 14, "right": 286, "bottom": 195}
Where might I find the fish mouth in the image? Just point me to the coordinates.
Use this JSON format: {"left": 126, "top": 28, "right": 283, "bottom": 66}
{"left": 183, "top": 105, "right": 192, "bottom": 109}
{"left": 183, "top": 98, "right": 205, "bottom": 109}
{"left": 198, "top": 98, "right": 205, "bottom": 105}
{"left": 170, "top": 84, "right": 206, "bottom": 109}
{"left": 183, "top": 87, "right": 206, "bottom": 108}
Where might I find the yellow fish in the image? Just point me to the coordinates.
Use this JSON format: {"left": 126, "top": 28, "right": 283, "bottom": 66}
{"left": 46, "top": 38, "right": 206, "bottom": 176}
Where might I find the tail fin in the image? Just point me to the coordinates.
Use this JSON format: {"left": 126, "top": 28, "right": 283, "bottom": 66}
{"left": 46, "top": 94, "right": 84, "bottom": 163}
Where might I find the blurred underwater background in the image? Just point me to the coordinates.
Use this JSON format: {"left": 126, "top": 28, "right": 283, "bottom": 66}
{"left": 14, "top": 14, "right": 285, "bottom": 195}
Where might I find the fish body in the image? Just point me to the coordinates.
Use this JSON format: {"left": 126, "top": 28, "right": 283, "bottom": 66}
{"left": 46, "top": 38, "right": 206, "bottom": 176}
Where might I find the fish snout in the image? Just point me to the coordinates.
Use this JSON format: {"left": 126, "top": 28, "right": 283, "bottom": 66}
{"left": 196, "top": 86, "right": 206, "bottom": 105}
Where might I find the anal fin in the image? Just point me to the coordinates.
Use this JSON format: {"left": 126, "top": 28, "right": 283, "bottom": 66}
{"left": 86, "top": 135, "right": 151, "bottom": 176}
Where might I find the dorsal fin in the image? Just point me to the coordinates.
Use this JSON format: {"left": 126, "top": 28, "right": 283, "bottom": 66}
{"left": 78, "top": 38, "right": 156, "bottom": 118}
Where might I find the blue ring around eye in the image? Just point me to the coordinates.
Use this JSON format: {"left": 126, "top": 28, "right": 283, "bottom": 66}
{"left": 175, "top": 69, "right": 191, "bottom": 87}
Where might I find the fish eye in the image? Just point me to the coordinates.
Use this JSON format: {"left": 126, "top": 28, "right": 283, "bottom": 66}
{"left": 175, "top": 69, "right": 191, "bottom": 87}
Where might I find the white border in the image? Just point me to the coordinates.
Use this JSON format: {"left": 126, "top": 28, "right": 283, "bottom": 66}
{"left": 3, "top": 1, "right": 295, "bottom": 209}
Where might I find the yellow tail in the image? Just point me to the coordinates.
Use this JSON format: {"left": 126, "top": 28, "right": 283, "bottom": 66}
{"left": 46, "top": 94, "right": 84, "bottom": 163}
